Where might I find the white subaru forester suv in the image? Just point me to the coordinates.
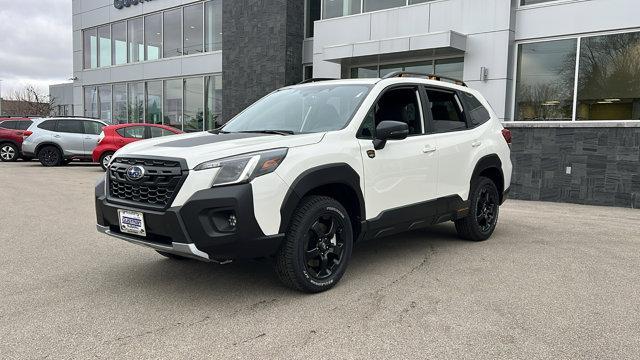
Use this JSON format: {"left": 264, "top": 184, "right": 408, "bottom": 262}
{"left": 95, "top": 73, "right": 512, "bottom": 293}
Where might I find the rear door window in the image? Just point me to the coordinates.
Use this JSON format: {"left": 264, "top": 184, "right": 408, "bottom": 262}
{"left": 118, "top": 126, "right": 146, "bottom": 139}
{"left": 149, "top": 127, "right": 178, "bottom": 138}
{"left": 83, "top": 121, "right": 104, "bottom": 135}
{"left": 38, "top": 120, "right": 58, "bottom": 131}
{"left": 425, "top": 88, "right": 466, "bottom": 133}
{"left": 56, "top": 120, "right": 84, "bottom": 134}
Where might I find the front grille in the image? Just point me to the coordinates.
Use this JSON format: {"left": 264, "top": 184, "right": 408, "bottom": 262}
{"left": 107, "top": 157, "right": 187, "bottom": 210}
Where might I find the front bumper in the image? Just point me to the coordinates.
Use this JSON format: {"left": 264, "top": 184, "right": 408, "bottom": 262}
{"left": 95, "top": 177, "right": 285, "bottom": 261}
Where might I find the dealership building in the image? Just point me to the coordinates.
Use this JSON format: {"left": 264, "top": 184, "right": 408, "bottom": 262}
{"left": 62, "top": 0, "right": 640, "bottom": 207}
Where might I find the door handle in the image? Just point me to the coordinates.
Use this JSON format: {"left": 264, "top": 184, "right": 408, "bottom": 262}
{"left": 53, "top": 135, "right": 61, "bottom": 138}
{"left": 423, "top": 145, "right": 437, "bottom": 153}
{"left": 471, "top": 140, "right": 482, "bottom": 148}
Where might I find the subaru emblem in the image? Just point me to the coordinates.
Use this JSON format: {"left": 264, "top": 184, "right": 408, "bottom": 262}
{"left": 126, "top": 165, "right": 145, "bottom": 181}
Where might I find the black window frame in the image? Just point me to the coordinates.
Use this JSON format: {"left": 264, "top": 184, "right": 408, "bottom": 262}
{"left": 356, "top": 84, "right": 429, "bottom": 140}
{"left": 423, "top": 86, "right": 469, "bottom": 134}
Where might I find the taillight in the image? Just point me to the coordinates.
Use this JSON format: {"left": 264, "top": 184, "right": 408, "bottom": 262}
{"left": 22, "top": 131, "right": 33, "bottom": 139}
{"left": 97, "top": 131, "right": 105, "bottom": 144}
{"left": 501, "top": 128, "right": 512, "bottom": 146}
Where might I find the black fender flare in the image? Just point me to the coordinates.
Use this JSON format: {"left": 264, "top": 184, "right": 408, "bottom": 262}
{"left": 278, "top": 163, "right": 365, "bottom": 234}
{"left": 35, "top": 142, "right": 64, "bottom": 157}
{"left": 470, "top": 154, "right": 505, "bottom": 199}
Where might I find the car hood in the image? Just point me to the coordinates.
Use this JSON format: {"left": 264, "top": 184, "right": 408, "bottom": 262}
{"left": 114, "top": 131, "right": 325, "bottom": 169}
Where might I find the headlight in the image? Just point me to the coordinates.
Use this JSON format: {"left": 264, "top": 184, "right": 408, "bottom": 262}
{"left": 194, "top": 148, "right": 288, "bottom": 187}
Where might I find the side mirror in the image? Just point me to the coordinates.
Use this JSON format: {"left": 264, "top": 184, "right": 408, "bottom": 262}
{"left": 373, "top": 120, "right": 409, "bottom": 150}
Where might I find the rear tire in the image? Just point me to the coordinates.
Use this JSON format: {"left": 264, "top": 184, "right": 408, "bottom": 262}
{"left": 0, "top": 143, "right": 19, "bottom": 162}
{"left": 99, "top": 152, "right": 114, "bottom": 171}
{"left": 38, "top": 146, "right": 62, "bottom": 167}
{"left": 455, "top": 176, "right": 500, "bottom": 241}
{"left": 275, "top": 195, "right": 353, "bottom": 293}
{"left": 156, "top": 251, "right": 189, "bottom": 260}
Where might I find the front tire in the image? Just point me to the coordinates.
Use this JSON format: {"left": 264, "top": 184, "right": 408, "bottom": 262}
{"left": 38, "top": 146, "right": 62, "bottom": 167}
{"left": 455, "top": 176, "right": 500, "bottom": 241}
{"left": 0, "top": 143, "right": 19, "bottom": 162}
{"left": 275, "top": 196, "right": 353, "bottom": 293}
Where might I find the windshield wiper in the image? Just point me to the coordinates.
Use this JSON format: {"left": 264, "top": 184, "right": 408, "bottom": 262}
{"left": 237, "top": 130, "right": 295, "bottom": 136}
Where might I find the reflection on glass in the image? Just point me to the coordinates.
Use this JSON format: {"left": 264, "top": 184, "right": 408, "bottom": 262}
{"left": 435, "top": 58, "right": 464, "bottom": 80}
{"left": 128, "top": 82, "right": 144, "bottom": 123}
{"left": 84, "top": 86, "right": 98, "bottom": 118}
{"left": 164, "top": 79, "right": 183, "bottom": 129}
{"left": 83, "top": 29, "right": 97, "bottom": 69}
{"left": 350, "top": 66, "right": 378, "bottom": 78}
{"left": 205, "top": 0, "right": 223, "bottom": 51}
{"left": 164, "top": 9, "right": 182, "bottom": 58}
{"left": 184, "top": 4, "right": 204, "bottom": 55}
{"left": 113, "top": 84, "right": 127, "bottom": 124}
{"left": 184, "top": 77, "right": 204, "bottom": 132}
{"left": 146, "top": 81, "right": 163, "bottom": 124}
{"left": 577, "top": 32, "right": 640, "bottom": 120}
{"left": 364, "top": 0, "right": 406, "bottom": 12}
{"left": 205, "top": 75, "right": 223, "bottom": 130}
{"left": 98, "top": 85, "right": 112, "bottom": 121}
{"left": 98, "top": 26, "right": 111, "bottom": 67}
{"left": 112, "top": 21, "right": 127, "bottom": 65}
{"left": 128, "top": 17, "right": 144, "bottom": 63}
{"left": 515, "top": 39, "right": 576, "bottom": 121}
{"left": 144, "top": 14, "right": 162, "bottom": 61}
{"left": 322, "top": 0, "right": 361, "bottom": 19}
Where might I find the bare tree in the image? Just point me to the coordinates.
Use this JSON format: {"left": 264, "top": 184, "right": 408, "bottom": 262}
{"left": 6, "top": 85, "right": 55, "bottom": 117}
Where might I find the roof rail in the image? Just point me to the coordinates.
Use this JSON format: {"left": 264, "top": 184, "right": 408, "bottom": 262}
{"left": 297, "top": 78, "right": 338, "bottom": 84}
{"left": 382, "top": 71, "right": 467, "bottom": 87}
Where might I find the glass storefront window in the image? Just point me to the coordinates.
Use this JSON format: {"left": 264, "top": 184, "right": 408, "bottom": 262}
{"left": 350, "top": 65, "right": 378, "bottom": 78}
{"left": 520, "top": 0, "right": 555, "bottom": 5}
{"left": 112, "top": 21, "right": 127, "bottom": 65}
{"left": 205, "top": 75, "right": 223, "bottom": 130}
{"left": 128, "top": 82, "right": 144, "bottom": 123}
{"left": 84, "top": 86, "right": 98, "bottom": 118}
{"left": 364, "top": 0, "right": 406, "bottom": 12}
{"left": 323, "top": 0, "right": 361, "bottom": 19}
{"left": 305, "top": 0, "right": 321, "bottom": 38}
{"left": 164, "top": 79, "right": 183, "bottom": 129}
{"left": 164, "top": 8, "right": 183, "bottom": 58}
{"left": 128, "top": 17, "right": 144, "bottom": 63}
{"left": 98, "top": 25, "right": 111, "bottom": 67}
{"left": 184, "top": 3, "right": 204, "bottom": 55}
{"left": 83, "top": 29, "right": 97, "bottom": 69}
{"left": 576, "top": 32, "right": 640, "bottom": 120}
{"left": 146, "top": 81, "right": 163, "bottom": 124}
{"left": 515, "top": 39, "right": 576, "bottom": 121}
{"left": 144, "top": 14, "right": 162, "bottom": 61}
{"left": 98, "top": 85, "right": 112, "bottom": 121}
{"left": 184, "top": 77, "right": 204, "bottom": 132}
{"left": 435, "top": 58, "right": 464, "bottom": 80}
{"left": 409, "top": 0, "right": 430, "bottom": 4}
{"left": 205, "top": 0, "right": 222, "bottom": 52}
{"left": 113, "top": 84, "right": 127, "bottom": 124}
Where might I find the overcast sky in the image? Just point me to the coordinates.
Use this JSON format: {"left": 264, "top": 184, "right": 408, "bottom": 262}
{"left": 0, "top": 0, "right": 72, "bottom": 97}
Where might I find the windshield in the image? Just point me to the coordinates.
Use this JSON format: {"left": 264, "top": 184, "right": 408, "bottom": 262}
{"left": 221, "top": 84, "right": 371, "bottom": 134}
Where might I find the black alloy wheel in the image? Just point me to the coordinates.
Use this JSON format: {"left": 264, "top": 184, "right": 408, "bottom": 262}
{"left": 38, "top": 146, "right": 62, "bottom": 167}
{"left": 303, "top": 213, "right": 346, "bottom": 280}
{"left": 0, "top": 143, "right": 18, "bottom": 162}
{"left": 454, "top": 176, "right": 500, "bottom": 241}
{"left": 275, "top": 195, "right": 353, "bottom": 293}
{"left": 476, "top": 185, "right": 498, "bottom": 233}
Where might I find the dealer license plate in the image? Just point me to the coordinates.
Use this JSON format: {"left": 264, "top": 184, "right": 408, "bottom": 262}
{"left": 118, "top": 209, "right": 146, "bottom": 237}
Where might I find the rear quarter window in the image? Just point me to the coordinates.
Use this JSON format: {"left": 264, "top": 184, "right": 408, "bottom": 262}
{"left": 460, "top": 91, "right": 491, "bottom": 127}
{"left": 38, "top": 120, "right": 58, "bottom": 131}
{"left": 16, "top": 121, "right": 33, "bottom": 130}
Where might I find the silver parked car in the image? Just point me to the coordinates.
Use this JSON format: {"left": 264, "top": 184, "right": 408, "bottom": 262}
{"left": 22, "top": 117, "right": 108, "bottom": 166}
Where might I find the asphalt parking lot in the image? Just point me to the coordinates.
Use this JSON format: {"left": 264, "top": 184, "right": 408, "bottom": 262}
{"left": 1, "top": 161, "right": 639, "bottom": 359}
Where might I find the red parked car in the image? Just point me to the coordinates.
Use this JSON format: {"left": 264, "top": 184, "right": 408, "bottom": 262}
{"left": 93, "top": 123, "right": 183, "bottom": 170}
{"left": 0, "top": 118, "right": 35, "bottom": 162}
